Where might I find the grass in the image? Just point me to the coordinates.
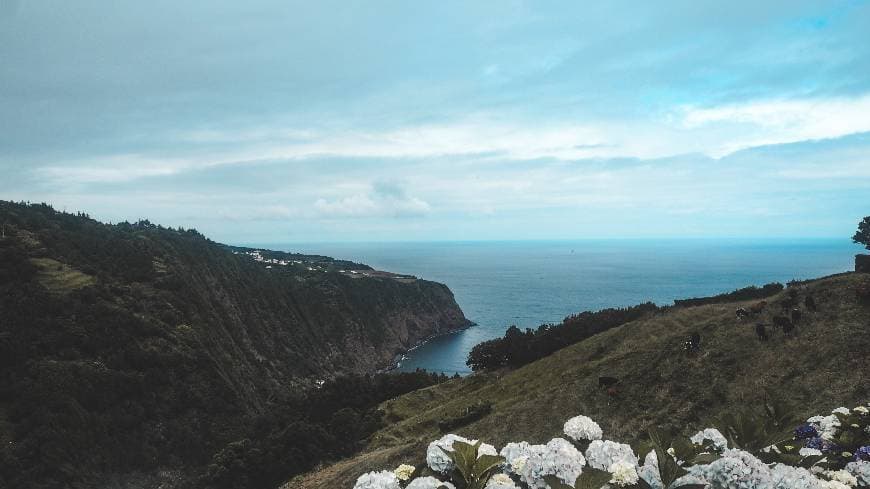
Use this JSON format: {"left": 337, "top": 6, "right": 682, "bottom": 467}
{"left": 285, "top": 272, "right": 870, "bottom": 489}
{"left": 30, "top": 257, "right": 95, "bottom": 293}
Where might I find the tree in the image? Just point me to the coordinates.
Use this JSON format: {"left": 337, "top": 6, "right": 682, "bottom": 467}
{"left": 854, "top": 216, "right": 870, "bottom": 250}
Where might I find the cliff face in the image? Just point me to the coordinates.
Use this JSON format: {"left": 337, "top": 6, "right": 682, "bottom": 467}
{"left": 0, "top": 201, "right": 468, "bottom": 486}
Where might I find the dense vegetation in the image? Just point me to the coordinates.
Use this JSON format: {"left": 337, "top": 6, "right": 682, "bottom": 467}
{"left": 466, "top": 303, "right": 659, "bottom": 371}
{"left": 200, "top": 370, "right": 453, "bottom": 489}
{"left": 0, "top": 201, "right": 468, "bottom": 489}
{"left": 671, "top": 282, "right": 783, "bottom": 307}
{"left": 854, "top": 216, "right": 870, "bottom": 250}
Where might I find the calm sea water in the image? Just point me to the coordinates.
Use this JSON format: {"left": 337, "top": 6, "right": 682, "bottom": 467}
{"left": 269, "top": 239, "right": 861, "bottom": 374}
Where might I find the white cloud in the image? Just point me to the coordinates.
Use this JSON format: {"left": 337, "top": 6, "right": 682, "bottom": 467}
{"left": 775, "top": 161, "right": 870, "bottom": 180}
{"left": 216, "top": 205, "right": 298, "bottom": 221}
{"left": 314, "top": 194, "right": 379, "bottom": 217}
{"left": 678, "top": 94, "right": 870, "bottom": 156}
{"left": 37, "top": 154, "right": 187, "bottom": 184}
{"left": 314, "top": 182, "right": 431, "bottom": 219}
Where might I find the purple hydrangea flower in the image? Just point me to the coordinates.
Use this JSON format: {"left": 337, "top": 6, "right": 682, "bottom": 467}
{"left": 805, "top": 437, "right": 825, "bottom": 450}
{"left": 805, "top": 437, "right": 841, "bottom": 453}
{"left": 856, "top": 446, "right": 870, "bottom": 462}
{"left": 794, "top": 423, "right": 818, "bottom": 440}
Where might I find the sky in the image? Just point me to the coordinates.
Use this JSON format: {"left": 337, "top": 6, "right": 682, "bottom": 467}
{"left": 1, "top": 0, "right": 869, "bottom": 243}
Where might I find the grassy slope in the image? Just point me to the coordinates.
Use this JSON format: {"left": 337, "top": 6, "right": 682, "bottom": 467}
{"left": 288, "top": 272, "right": 870, "bottom": 489}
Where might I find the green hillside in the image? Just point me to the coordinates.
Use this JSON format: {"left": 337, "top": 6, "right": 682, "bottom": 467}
{"left": 289, "top": 272, "right": 870, "bottom": 489}
{"left": 0, "top": 201, "right": 470, "bottom": 489}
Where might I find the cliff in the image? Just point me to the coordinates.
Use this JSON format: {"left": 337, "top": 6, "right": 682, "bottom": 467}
{"left": 0, "top": 201, "right": 469, "bottom": 487}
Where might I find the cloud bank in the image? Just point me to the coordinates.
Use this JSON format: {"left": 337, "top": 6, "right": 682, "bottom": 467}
{"left": 1, "top": 1, "right": 869, "bottom": 242}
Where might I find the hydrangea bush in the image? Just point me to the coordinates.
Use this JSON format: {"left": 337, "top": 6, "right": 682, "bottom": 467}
{"left": 353, "top": 402, "right": 870, "bottom": 489}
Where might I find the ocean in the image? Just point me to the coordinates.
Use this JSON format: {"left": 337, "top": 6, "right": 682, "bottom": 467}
{"left": 274, "top": 239, "right": 861, "bottom": 375}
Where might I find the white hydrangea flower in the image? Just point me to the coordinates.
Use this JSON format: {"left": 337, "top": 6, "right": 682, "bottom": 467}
{"left": 808, "top": 415, "right": 841, "bottom": 440}
{"left": 690, "top": 427, "right": 729, "bottom": 452}
{"left": 501, "top": 442, "right": 538, "bottom": 475}
{"left": 832, "top": 407, "right": 851, "bottom": 416}
{"left": 585, "top": 440, "right": 638, "bottom": 471}
{"left": 638, "top": 450, "right": 663, "bottom": 489}
{"left": 825, "top": 469, "right": 858, "bottom": 487}
{"left": 609, "top": 460, "right": 640, "bottom": 486}
{"left": 479, "top": 442, "right": 499, "bottom": 457}
{"left": 818, "top": 481, "right": 851, "bottom": 489}
{"left": 394, "top": 464, "right": 415, "bottom": 481}
{"left": 563, "top": 415, "right": 603, "bottom": 442}
{"left": 353, "top": 470, "right": 402, "bottom": 489}
{"left": 854, "top": 406, "right": 869, "bottom": 415}
{"left": 426, "top": 434, "right": 474, "bottom": 473}
{"left": 512, "top": 456, "right": 529, "bottom": 475}
{"left": 800, "top": 447, "right": 823, "bottom": 457}
{"left": 687, "top": 449, "right": 771, "bottom": 488}
{"left": 687, "top": 449, "right": 828, "bottom": 489}
{"left": 406, "top": 476, "right": 456, "bottom": 489}
{"left": 520, "top": 438, "right": 586, "bottom": 489}
{"left": 484, "top": 473, "right": 520, "bottom": 489}
{"left": 846, "top": 461, "right": 870, "bottom": 487}
{"left": 770, "top": 463, "right": 827, "bottom": 489}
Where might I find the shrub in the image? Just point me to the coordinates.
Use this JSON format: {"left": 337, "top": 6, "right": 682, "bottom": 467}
{"left": 353, "top": 401, "right": 870, "bottom": 489}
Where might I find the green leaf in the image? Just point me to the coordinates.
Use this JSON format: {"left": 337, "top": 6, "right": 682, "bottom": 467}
{"left": 797, "top": 455, "right": 824, "bottom": 469}
{"left": 671, "top": 438, "right": 699, "bottom": 466}
{"left": 691, "top": 453, "right": 719, "bottom": 465}
{"left": 543, "top": 475, "right": 575, "bottom": 489}
{"left": 573, "top": 467, "right": 611, "bottom": 489}
{"left": 442, "top": 441, "right": 506, "bottom": 489}
{"left": 473, "top": 454, "right": 505, "bottom": 480}
{"left": 647, "top": 429, "right": 688, "bottom": 489}
{"left": 634, "top": 478, "right": 654, "bottom": 489}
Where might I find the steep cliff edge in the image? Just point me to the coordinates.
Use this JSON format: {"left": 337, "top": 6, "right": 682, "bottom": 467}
{"left": 0, "top": 201, "right": 469, "bottom": 487}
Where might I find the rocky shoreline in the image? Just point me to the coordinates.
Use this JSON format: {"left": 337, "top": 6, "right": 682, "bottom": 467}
{"left": 378, "top": 320, "right": 476, "bottom": 374}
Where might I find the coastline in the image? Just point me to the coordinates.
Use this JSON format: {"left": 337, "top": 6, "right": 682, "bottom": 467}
{"left": 377, "top": 320, "right": 476, "bottom": 374}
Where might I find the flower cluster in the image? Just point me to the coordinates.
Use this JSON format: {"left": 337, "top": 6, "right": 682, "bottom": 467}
{"left": 797, "top": 423, "right": 821, "bottom": 440}
{"left": 406, "top": 476, "right": 455, "bottom": 489}
{"left": 485, "top": 473, "right": 520, "bottom": 489}
{"left": 584, "top": 439, "right": 638, "bottom": 471}
{"left": 353, "top": 470, "right": 401, "bottom": 489}
{"left": 563, "top": 415, "right": 603, "bottom": 442}
{"left": 689, "top": 428, "right": 728, "bottom": 452}
{"left": 395, "top": 464, "right": 415, "bottom": 482}
{"left": 847, "top": 461, "right": 870, "bottom": 486}
{"left": 809, "top": 414, "right": 843, "bottom": 441}
{"left": 518, "top": 438, "right": 586, "bottom": 489}
{"left": 352, "top": 403, "right": 870, "bottom": 489}
{"left": 426, "top": 434, "right": 475, "bottom": 474}
{"left": 609, "top": 459, "right": 640, "bottom": 486}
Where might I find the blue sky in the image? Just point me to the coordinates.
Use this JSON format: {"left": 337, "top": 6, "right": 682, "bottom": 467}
{"left": 1, "top": 1, "right": 869, "bottom": 243}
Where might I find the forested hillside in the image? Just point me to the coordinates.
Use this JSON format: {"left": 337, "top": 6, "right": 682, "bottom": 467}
{"left": 0, "top": 201, "right": 469, "bottom": 488}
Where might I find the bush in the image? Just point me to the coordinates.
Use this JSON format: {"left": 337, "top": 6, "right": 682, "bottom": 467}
{"left": 672, "top": 283, "right": 783, "bottom": 308}
{"left": 467, "top": 303, "right": 658, "bottom": 371}
{"left": 352, "top": 401, "right": 870, "bottom": 489}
